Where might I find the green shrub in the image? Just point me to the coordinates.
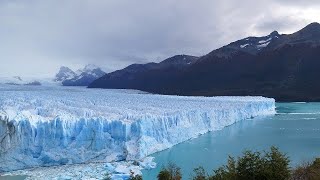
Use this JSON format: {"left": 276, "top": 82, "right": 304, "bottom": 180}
{"left": 263, "top": 146, "right": 291, "bottom": 180}
{"left": 291, "top": 158, "right": 320, "bottom": 180}
{"left": 210, "top": 156, "right": 237, "bottom": 180}
{"left": 157, "top": 163, "right": 182, "bottom": 180}
{"left": 210, "top": 146, "right": 290, "bottom": 180}
{"left": 192, "top": 166, "right": 208, "bottom": 180}
{"left": 158, "top": 168, "right": 172, "bottom": 180}
{"left": 156, "top": 147, "right": 320, "bottom": 180}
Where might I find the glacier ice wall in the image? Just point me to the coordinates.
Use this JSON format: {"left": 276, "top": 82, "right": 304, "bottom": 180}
{"left": 0, "top": 85, "right": 275, "bottom": 172}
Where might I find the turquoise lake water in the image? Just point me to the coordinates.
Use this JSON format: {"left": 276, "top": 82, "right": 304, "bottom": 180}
{"left": 142, "top": 103, "right": 320, "bottom": 179}
{"left": 0, "top": 176, "right": 26, "bottom": 180}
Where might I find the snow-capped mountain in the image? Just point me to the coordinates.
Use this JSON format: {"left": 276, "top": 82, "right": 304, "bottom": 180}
{"left": 55, "top": 64, "right": 106, "bottom": 86}
{"left": 89, "top": 22, "right": 320, "bottom": 101}
{"left": 54, "top": 66, "right": 77, "bottom": 82}
{"left": 224, "top": 31, "right": 281, "bottom": 54}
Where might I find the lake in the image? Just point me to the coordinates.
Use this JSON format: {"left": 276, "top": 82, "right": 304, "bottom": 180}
{"left": 142, "top": 102, "right": 320, "bottom": 179}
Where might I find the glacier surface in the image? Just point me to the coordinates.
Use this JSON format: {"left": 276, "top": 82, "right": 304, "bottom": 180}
{"left": 0, "top": 85, "right": 275, "bottom": 172}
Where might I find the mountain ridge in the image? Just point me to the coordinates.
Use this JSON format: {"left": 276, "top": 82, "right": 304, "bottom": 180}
{"left": 89, "top": 22, "right": 320, "bottom": 101}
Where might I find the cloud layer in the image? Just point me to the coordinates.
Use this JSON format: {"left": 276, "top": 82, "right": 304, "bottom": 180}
{"left": 0, "top": 0, "right": 320, "bottom": 77}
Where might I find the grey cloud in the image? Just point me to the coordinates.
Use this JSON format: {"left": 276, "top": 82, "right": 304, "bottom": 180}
{"left": 0, "top": 0, "right": 318, "bottom": 77}
{"left": 252, "top": 15, "right": 308, "bottom": 35}
{"left": 276, "top": 0, "right": 320, "bottom": 7}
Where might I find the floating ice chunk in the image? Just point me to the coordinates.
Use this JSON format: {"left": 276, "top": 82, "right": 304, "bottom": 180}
{"left": 1, "top": 161, "right": 148, "bottom": 180}
{"left": 0, "top": 109, "right": 8, "bottom": 122}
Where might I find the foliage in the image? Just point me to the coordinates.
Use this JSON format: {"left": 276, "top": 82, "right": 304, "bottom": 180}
{"left": 209, "top": 156, "right": 237, "bottom": 180}
{"left": 291, "top": 158, "right": 320, "bottom": 180}
{"left": 192, "top": 166, "right": 208, "bottom": 180}
{"left": 263, "top": 146, "right": 291, "bottom": 180}
{"left": 157, "top": 147, "right": 320, "bottom": 180}
{"left": 210, "top": 146, "right": 290, "bottom": 180}
{"left": 186, "top": 146, "right": 291, "bottom": 180}
{"left": 157, "top": 163, "right": 182, "bottom": 180}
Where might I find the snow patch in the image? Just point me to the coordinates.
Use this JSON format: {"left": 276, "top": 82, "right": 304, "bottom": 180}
{"left": 240, "top": 44, "right": 250, "bottom": 48}
{"left": 257, "top": 41, "right": 271, "bottom": 48}
{"left": 258, "top": 37, "right": 272, "bottom": 44}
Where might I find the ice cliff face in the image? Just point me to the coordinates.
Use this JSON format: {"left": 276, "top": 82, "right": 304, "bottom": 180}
{"left": 0, "top": 85, "right": 275, "bottom": 172}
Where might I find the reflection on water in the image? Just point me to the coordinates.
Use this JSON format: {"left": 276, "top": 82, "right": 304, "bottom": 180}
{"left": 142, "top": 103, "right": 320, "bottom": 179}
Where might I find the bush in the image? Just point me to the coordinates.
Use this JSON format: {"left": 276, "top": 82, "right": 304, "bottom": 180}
{"left": 291, "top": 158, "right": 320, "bottom": 180}
{"left": 210, "top": 156, "right": 237, "bottom": 180}
{"left": 263, "top": 146, "right": 291, "bottom": 180}
{"left": 157, "top": 147, "right": 320, "bottom": 180}
{"left": 192, "top": 166, "right": 208, "bottom": 180}
{"left": 157, "top": 163, "right": 182, "bottom": 180}
{"left": 210, "top": 146, "right": 290, "bottom": 180}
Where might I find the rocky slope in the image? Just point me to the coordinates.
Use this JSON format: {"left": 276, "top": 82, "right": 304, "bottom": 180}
{"left": 89, "top": 22, "right": 320, "bottom": 101}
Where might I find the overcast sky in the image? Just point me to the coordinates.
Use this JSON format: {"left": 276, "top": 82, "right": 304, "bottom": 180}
{"left": 0, "top": 0, "right": 320, "bottom": 77}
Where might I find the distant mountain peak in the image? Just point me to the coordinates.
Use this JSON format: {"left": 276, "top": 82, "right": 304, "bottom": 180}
{"left": 298, "top": 22, "right": 320, "bottom": 34}
{"left": 263, "top": 22, "right": 320, "bottom": 51}
{"left": 305, "top": 22, "right": 320, "bottom": 28}
{"left": 88, "top": 22, "right": 320, "bottom": 102}
{"left": 55, "top": 64, "right": 106, "bottom": 86}
{"left": 270, "top": 31, "right": 280, "bottom": 37}
{"left": 54, "top": 66, "right": 77, "bottom": 82}
{"left": 210, "top": 31, "right": 282, "bottom": 57}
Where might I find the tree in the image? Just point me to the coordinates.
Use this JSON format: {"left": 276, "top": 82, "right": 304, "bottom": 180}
{"left": 291, "top": 158, "right": 320, "bottom": 180}
{"left": 155, "top": 147, "right": 314, "bottom": 180}
{"left": 158, "top": 168, "right": 171, "bottom": 180}
{"left": 157, "top": 163, "right": 182, "bottom": 180}
{"left": 210, "top": 156, "right": 237, "bottom": 180}
{"left": 192, "top": 166, "right": 207, "bottom": 180}
{"left": 236, "top": 151, "right": 264, "bottom": 180}
{"left": 210, "top": 146, "right": 290, "bottom": 180}
{"left": 263, "top": 146, "right": 290, "bottom": 180}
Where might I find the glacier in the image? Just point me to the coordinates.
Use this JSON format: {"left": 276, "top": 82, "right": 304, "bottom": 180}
{"left": 0, "top": 85, "right": 275, "bottom": 173}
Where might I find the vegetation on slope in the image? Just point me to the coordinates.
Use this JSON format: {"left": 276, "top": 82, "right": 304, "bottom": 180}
{"left": 154, "top": 146, "right": 319, "bottom": 180}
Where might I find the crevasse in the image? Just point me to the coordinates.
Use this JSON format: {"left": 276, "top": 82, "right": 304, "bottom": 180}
{"left": 0, "top": 85, "right": 275, "bottom": 172}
